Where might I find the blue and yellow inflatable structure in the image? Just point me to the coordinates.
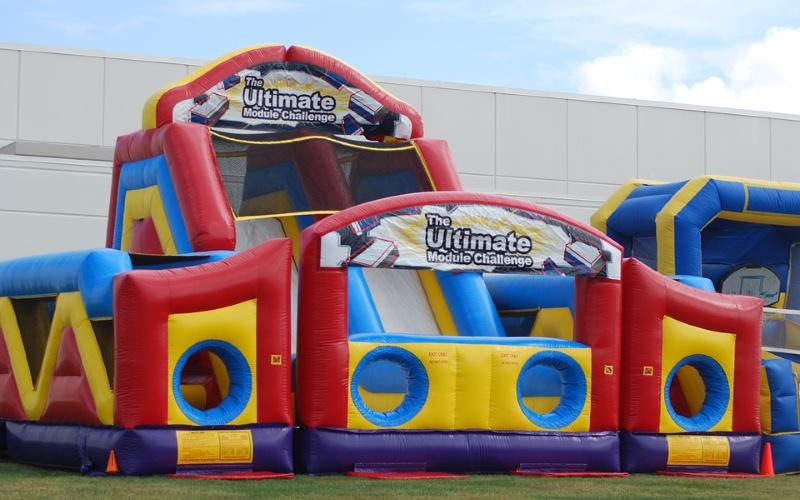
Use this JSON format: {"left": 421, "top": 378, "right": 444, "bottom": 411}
{"left": 595, "top": 175, "right": 800, "bottom": 473}
{"left": 593, "top": 176, "right": 800, "bottom": 305}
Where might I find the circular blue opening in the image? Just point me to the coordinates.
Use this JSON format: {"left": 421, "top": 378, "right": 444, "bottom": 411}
{"left": 172, "top": 340, "right": 252, "bottom": 425}
{"left": 350, "top": 346, "right": 429, "bottom": 427}
{"left": 664, "top": 354, "right": 729, "bottom": 431}
{"left": 516, "top": 351, "right": 587, "bottom": 429}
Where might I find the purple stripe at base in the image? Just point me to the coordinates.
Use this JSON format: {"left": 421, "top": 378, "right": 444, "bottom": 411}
{"left": 5, "top": 421, "right": 293, "bottom": 475}
{"left": 621, "top": 432, "right": 761, "bottom": 473}
{"left": 296, "top": 428, "right": 620, "bottom": 474}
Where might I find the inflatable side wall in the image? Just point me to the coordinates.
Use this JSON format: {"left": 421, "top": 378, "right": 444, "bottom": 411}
{"left": 595, "top": 176, "right": 799, "bottom": 473}
{"left": 620, "top": 259, "right": 762, "bottom": 473}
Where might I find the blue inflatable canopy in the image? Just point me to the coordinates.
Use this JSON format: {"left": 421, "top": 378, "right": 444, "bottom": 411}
{"left": 593, "top": 176, "right": 800, "bottom": 308}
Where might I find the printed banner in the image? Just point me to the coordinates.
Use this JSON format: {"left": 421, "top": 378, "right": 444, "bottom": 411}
{"left": 320, "top": 204, "right": 621, "bottom": 278}
{"left": 172, "top": 61, "right": 411, "bottom": 138}
{"left": 666, "top": 435, "right": 730, "bottom": 467}
{"left": 176, "top": 430, "right": 254, "bottom": 465}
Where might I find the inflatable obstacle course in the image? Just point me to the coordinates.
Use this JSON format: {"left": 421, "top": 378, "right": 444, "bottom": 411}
{"left": 0, "top": 45, "right": 768, "bottom": 477}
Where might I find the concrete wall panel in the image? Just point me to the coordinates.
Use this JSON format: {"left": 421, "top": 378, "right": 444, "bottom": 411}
{"left": 495, "top": 94, "right": 567, "bottom": 180}
{"left": 706, "top": 113, "right": 771, "bottom": 179}
{"left": 103, "top": 59, "right": 187, "bottom": 145}
{"left": 771, "top": 119, "right": 800, "bottom": 183}
{"left": 0, "top": 212, "right": 107, "bottom": 260}
{"left": 421, "top": 87, "right": 495, "bottom": 176}
{"left": 18, "top": 52, "right": 104, "bottom": 145}
{"left": 0, "top": 166, "right": 110, "bottom": 216}
{"left": 0, "top": 49, "right": 19, "bottom": 140}
{"left": 567, "top": 100, "right": 636, "bottom": 184}
{"left": 638, "top": 107, "right": 705, "bottom": 181}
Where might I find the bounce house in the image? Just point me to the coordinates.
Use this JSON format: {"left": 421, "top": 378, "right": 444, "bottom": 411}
{"left": 296, "top": 191, "right": 626, "bottom": 474}
{"left": 595, "top": 176, "right": 799, "bottom": 473}
{"left": 0, "top": 45, "right": 767, "bottom": 477}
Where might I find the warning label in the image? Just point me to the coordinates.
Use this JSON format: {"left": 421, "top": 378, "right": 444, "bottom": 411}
{"left": 666, "top": 435, "right": 730, "bottom": 467}
{"left": 176, "top": 430, "right": 254, "bottom": 465}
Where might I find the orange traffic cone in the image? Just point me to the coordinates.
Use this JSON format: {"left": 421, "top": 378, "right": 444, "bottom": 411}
{"left": 105, "top": 449, "right": 119, "bottom": 474}
{"left": 760, "top": 442, "right": 775, "bottom": 477}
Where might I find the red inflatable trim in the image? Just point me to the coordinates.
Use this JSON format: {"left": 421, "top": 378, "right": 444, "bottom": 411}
{"left": 289, "top": 131, "right": 354, "bottom": 209}
{"left": 0, "top": 330, "right": 25, "bottom": 420}
{"left": 285, "top": 45, "right": 424, "bottom": 139}
{"left": 154, "top": 45, "right": 287, "bottom": 131}
{"left": 39, "top": 327, "right": 101, "bottom": 425}
{"left": 151, "top": 45, "right": 424, "bottom": 138}
{"left": 113, "top": 239, "right": 293, "bottom": 427}
{"left": 575, "top": 277, "right": 622, "bottom": 431}
{"left": 109, "top": 123, "right": 236, "bottom": 253}
{"left": 412, "top": 138, "right": 463, "bottom": 191}
{"left": 129, "top": 218, "right": 164, "bottom": 254}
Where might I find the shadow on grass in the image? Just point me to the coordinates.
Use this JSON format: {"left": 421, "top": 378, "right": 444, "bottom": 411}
{"left": 2, "top": 461, "right": 798, "bottom": 499}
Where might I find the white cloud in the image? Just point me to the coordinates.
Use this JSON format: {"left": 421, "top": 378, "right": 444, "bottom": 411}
{"left": 576, "top": 27, "right": 800, "bottom": 114}
{"left": 410, "top": 1, "right": 800, "bottom": 43}
{"left": 577, "top": 43, "right": 687, "bottom": 101}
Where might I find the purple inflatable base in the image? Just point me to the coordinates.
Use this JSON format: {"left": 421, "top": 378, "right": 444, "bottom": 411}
{"left": 4, "top": 420, "right": 293, "bottom": 475}
{"left": 296, "top": 427, "right": 620, "bottom": 474}
{"left": 621, "top": 432, "right": 761, "bottom": 473}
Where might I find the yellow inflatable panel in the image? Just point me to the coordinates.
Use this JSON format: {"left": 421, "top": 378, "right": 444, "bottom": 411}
{"left": 760, "top": 364, "right": 772, "bottom": 434}
{"left": 120, "top": 185, "right": 177, "bottom": 255}
{"left": 530, "top": 307, "right": 574, "bottom": 340}
{"left": 659, "top": 316, "right": 735, "bottom": 433}
{"left": 347, "top": 341, "right": 591, "bottom": 432}
{"left": 181, "top": 384, "right": 207, "bottom": 410}
{"left": 167, "top": 299, "right": 258, "bottom": 426}
{"left": 676, "top": 365, "right": 706, "bottom": 415}
{"left": 357, "top": 389, "right": 405, "bottom": 413}
{"left": 523, "top": 396, "right": 561, "bottom": 414}
{"left": 418, "top": 271, "right": 458, "bottom": 336}
{"left": 0, "top": 294, "right": 114, "bottom": 424}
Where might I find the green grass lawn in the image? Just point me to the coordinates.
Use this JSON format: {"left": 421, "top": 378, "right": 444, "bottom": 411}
{"left": 2, "top": 461, "right": 799, "bottom": 499}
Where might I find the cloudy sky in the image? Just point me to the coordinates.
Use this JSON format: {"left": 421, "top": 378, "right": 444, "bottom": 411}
{"left": 5, "top": 0, "right": 800, "bottom": 113}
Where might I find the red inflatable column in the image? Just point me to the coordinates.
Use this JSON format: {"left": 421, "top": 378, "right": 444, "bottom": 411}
{"left": 574, "top": 276, "right": 622, "bottom": 431}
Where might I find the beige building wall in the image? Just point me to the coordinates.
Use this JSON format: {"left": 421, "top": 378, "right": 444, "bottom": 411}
{"left": 2, "top": 43, "right": 800, "bottom": 259}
